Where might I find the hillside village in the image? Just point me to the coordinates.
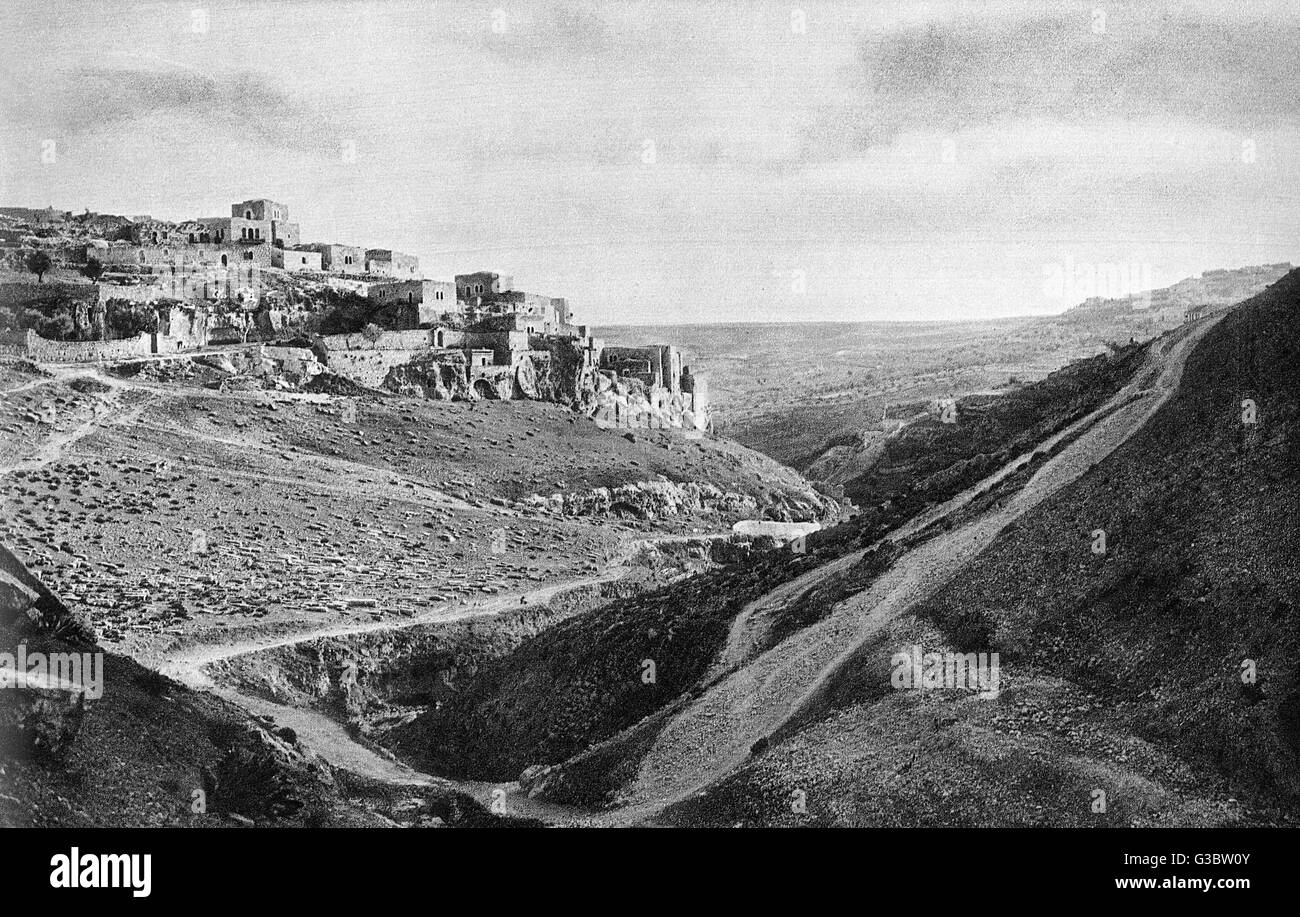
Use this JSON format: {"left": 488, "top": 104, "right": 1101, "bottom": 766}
{"left": 2, "top": 200, "right": 1295, "bottom": 834}
{"left": 0, "top": 201, "right": 711, "bottom": 433}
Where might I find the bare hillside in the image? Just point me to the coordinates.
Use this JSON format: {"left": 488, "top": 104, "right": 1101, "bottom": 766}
{"left": 660, "top": 269, "right": 1300, "bottom": 826}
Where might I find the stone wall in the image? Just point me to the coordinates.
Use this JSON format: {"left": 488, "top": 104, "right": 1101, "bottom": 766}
{"left": 97, "top": 263, "right": 264, "bottom": 304}
{"left": 463, "top": 329, "right": 528, "bottom": 365}
{"left": 588, "top": 374, "right": 707, "bottom": 432}
{"left": 317, "top": 329, "right": 436, "bottom": 386}
{"left": 601, "top": 344, "right": 681, "bottom": 394}
{"left": 91, "top": 241, "right": 273, "bottom": 269}
{"left": 272, "top": 248, "right": 321, "bottom": 272}
{"left": 319, "top": 329, "right": 432, "bottom": 351}
{"left": 682, "top": 367, "right": 709, "bottom": 419}
{"left": 24, "top": 330, "right": 154, "bottom": 363}
{"left": 6, "top": 329, "right": 206, "bottom": 363}
{"left": 326, "top": 348, "right": 422, "bottom": 387}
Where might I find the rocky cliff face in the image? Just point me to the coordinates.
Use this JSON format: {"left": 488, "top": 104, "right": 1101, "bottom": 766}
{"left": 383, "top": 352, "right": 473, "bottom": 400}
{"left": 587, "top": 373, "right": 708, "bottom": 432}
{"left": 524, "top": 338, "right": 588, "bottom": 403}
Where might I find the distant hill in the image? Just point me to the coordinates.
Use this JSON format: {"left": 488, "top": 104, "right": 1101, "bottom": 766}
{"left": 1063, "top": 262, "right": 1292, "bottom": 323}
{"left": 610, "top": 262, "right": 1294, "bottom": 491}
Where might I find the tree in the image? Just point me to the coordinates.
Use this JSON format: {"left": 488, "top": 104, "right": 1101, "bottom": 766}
{"left": 82, "top": 257, "right": 105, "bottom": 282}
{"left": 21, "top": 306, "right": 74, "bottom": 341}
{"left": 104, "top": 300, "right": 157, "bottom": 340}
{"left": 24, "top": 250, "right": 53, "bottom": 283}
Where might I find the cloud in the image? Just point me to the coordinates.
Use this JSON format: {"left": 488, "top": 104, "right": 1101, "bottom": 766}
{"left": 0, "top": 65, "right": 344, "bottom": 153}
{"left": 827, "top": 10, "right": 1300, "bottom": 153}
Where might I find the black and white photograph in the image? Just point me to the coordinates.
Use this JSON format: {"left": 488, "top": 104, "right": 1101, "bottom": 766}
{"left": 0, "top": 0, "right": 1295, "bottom": 899}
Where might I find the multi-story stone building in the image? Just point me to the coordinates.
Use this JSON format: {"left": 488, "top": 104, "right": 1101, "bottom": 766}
{"left": 365, "top": 249, "right": 420, "bottom": 278}
{"left": 305, "top": 242, "right": 365, "bottom": 273}
{"left": 455, "top": 271, "right": 513, "bottom": 302}
{"left": 231, "top": 198, "right": 300, "bottom": 247}
{"left": 272, "top": 247, "right": 323, "bottom": 272}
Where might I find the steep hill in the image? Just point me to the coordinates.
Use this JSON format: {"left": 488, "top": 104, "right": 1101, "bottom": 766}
{"left": 0, "top": 541, "right": 520, "bottom": 828}
{"left": 391, "top": 270, "right": 1299, "bottom": 826}
{"left": 386, "top": 327, "right": 1155, "bottom": 798}
{"left": 1, "top": 344, "right": 841, "bottom": 826}
{"left": 661, "top": 268, "right": 1300, "bottom": 826}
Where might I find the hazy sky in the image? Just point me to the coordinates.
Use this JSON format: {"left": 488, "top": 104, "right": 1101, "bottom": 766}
{"left": 2, "top": 0, "right": 1298, "bottom": 324}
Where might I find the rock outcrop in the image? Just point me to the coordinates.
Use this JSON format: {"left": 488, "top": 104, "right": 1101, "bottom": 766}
{"left": 383, "top": 352, "right": 472, "bottom": 400}
{"left": 524, "top": 479, "right": 837, "bottom": 524}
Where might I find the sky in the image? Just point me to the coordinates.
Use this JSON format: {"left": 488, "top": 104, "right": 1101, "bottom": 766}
{"left": 2, "top": 0, "right": 1298, "bottom": 325}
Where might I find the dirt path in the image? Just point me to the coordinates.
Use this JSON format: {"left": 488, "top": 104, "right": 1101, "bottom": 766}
{"left": 158, "top": 524, "right": 732, "bottom": 687}
{"left": 144, "top": 319, "right": 1209, "bottom": 826}
{"left": 6, "top": 321, "right": 1213, "bottom": 825}
{"left": 606, "top": 317, "right": 1216, "bottom": 822}
{"left": 159, "top": 532, "right": 721, "bottom": 826}
{"left": 0, "top": 366, "right": 142, "bottom": 476}
{"left": 0, "top": 373, "right": 62, "bottom": 395}
{"left": 214, "top": 683, "right": 598, "bottom": 822}
{"left": 718, "top": 344, "right": 1155, "bottom": 672}
{"left": 208, "top": 684, "right": 444, "bottom": 787}
{"left": 159, "top": 573, "right": 624, "bottom": 688}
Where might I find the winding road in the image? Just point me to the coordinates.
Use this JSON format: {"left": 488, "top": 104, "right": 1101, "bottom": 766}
{"left": 1, "top": 318, "right": 1219, "bottom": 825}
{"left": 605, "top": 316, "right": 1216, "bottom": 821}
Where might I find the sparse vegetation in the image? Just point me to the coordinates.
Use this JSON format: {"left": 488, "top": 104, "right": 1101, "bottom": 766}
{"left": 22, "top": 249, "right": 51, "bottom": 283}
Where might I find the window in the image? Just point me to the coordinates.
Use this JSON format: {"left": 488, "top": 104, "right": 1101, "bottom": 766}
{"left": 244, "top": 210, "right": 252, "bottom": 219}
